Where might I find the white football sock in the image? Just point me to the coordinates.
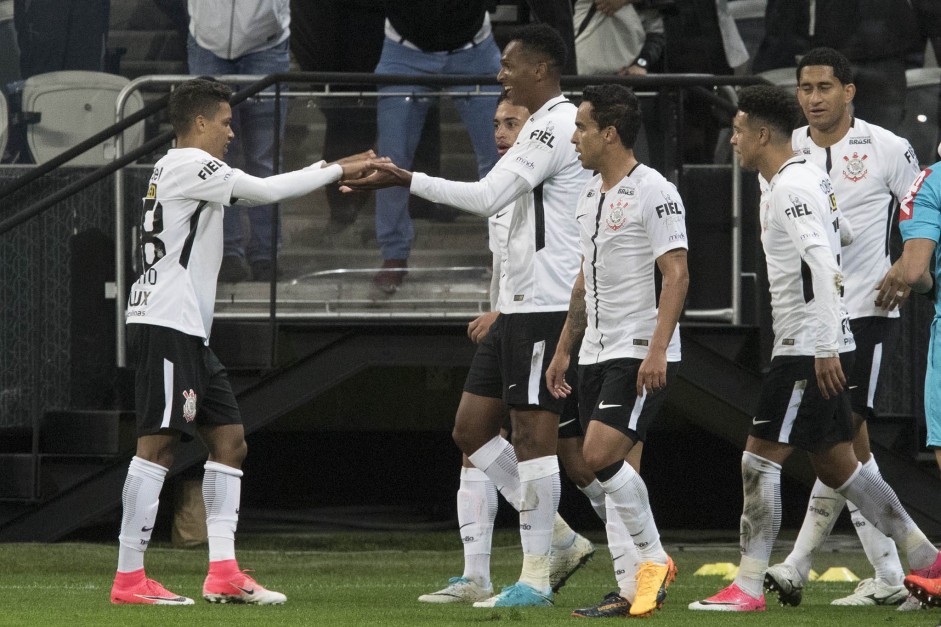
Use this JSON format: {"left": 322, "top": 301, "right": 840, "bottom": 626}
{"left": 734, "top": 452, "right": 781, "bottom": 599}
{"left": 551, "top": 513, "right": 577, "bottom": 551}
{"left": 117, "top": 456, "right": 167, "bottom": 573}
{"left": 849, "top": 455, "right": 904, "bottom": 585}
{"left": 605, "top": 494, "right": 640, "bottom": 602}
{"left": 783, "top": 478, "right": 844, "bottom": 582}
{"left": 599, "top": 461, "right": 666, "bottom": 564}
{"left": 517, "top": 455, "right": 560, "bottom": 592}
{"left": 203, "top": 460, "right": 242, "bottom": 563}
{"left": 458, "top": 467, "right": 497, "bottom": 586}
{"left": 835, "top": 461, "right": 938, "bottom": 572}
{"left": 468, "top": 435, "right": 521, "bottom": 510}
{"left": 578, "top": 478, "right": 607, "bottom": 522}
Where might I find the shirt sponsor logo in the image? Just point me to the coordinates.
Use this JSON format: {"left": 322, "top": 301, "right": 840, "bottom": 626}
{"left": 632, "top": 339, "right": 649, "bottom": 346}
{"left": 529, "top": 123, "right": 556, "bottom": 149}
{"left": 654, "top": 198, "right": 682, "bottom": 219}
{"left": 669, "top": 233, "right": 686, "bottom": 242}
{"left": 587, "top": 190, "right": 595, "bottom": 197}
{"left": 848, "top": 136, "right": 871, "bottom": 145}
{"left": 784, "top": 194, "right": 812, "bottom": 218}
{"left": 197, "top": 159, "right": 224, "bottom": 180}
{"left": 842, "top": 152, "right": 868, "bottom": 182}
{"left": 800, "top": 232, "right": 820, "bottom": 240}
{"left": 515, "top": 155, "right": 536, "bottom": 170}
{"left": 617, "top": 187, "right": 635, "bottom": 196}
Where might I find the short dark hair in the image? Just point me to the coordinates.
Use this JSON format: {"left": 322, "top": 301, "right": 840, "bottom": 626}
{"left": 168, "top": 78, "right": 232, "bottom": 135}
{"left": 581, "top": 84, "right": 642, "bottom": 149}
{"left": 737, "top": 84, "right": 800, "bottom": 139}
{"left": 510, "top": 23, "right": 567, "bottom": 74}
{"left": 797, "top": 47, "right": 854, "bottom": 86}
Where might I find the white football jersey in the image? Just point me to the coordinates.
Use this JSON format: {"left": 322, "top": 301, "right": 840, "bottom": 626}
{"left": 792, "top": 118, "right": 920, "bottom": 319}
{"left": 761, "top": 157, "right": 854, "bottom": 357}
{"left": 576, "top": 165, "right": 687, "bottom": 364}
{"left": 496, "top": 95, "right": 593, "bottom": 313}
{"left": 126, "top": 147, "right": 244, "bottom": 343}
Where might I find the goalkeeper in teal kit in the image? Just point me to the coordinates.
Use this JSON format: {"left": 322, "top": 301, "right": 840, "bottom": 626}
{"left": 898, "top": 154, "right": 941, "bottom": 606}
{"left": 899, "top": 161, "right": 941, "bottom": 462}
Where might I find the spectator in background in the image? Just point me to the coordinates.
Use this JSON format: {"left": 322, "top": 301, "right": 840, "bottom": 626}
{"left": 13, "top": 0, "right": 110, "bottom": 79}
{"left": 664, "top": 0, "right": 749, "bottom": 164}
{"left": 523, "top": 0, "right": 578, "bottom": 75}
{"left": 371, "top": 1, "right": 502, "bottom": 295}
{"left": 289, "top": 0, "right": 448, "bottom": 235}
{"left": 187, "top": 0, "right": 291, "bottom": 283}
{"left": 753, "top": 0, "right": 920, "bottom": 133}
{"left": 572, "top": 0, "right": 666, "bottom": 77}
{"left": 289, "top": 0, "right": 385, "bottom": 232}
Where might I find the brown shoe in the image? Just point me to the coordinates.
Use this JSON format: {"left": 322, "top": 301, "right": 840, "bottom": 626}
{"left": 373, "top": 259, "right": 408, "bottom": 294}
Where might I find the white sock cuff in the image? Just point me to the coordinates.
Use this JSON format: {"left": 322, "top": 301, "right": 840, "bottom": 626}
{"left": 130, "top": 456, "right": 169, "bottom": 480}
{"left": 835, "top": 461, "right": 863, "bottom": 493}
{"left": 599, "top": 461, "right": 635, "bottom": 493}
{"left": 204, "top": 460, "right": 243, "bottom": 478}
{"left": 862, "top": 454, "right": 879, "bottom": 474}
{"left": 742, "top": 451, "right": 782, "bottom": 473}
{"left": 578, "top": 478, "right": 605, "bottom": 500}
{"left": 461, "top": 467, "right": 491, "bottom": 482}
{"left": 517, "top": 455, "right": 559, "bottom": 481}
{"left": 468, "top": 435, "right": 511, "bottom": 471}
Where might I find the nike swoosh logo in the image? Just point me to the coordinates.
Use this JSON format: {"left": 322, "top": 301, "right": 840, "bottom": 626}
{"left": 459, "top": 522, "right": 474, "bottom": 529}
{"left": 576, "top": 213, "right": 587, "bottom": 219}
{"left": 752, "top": 418, "right": 771, "bottom": 425}
{"left": 848, "top": 385, "right": 859, "bottom": 389}
{"left": 141, "top": 526, "right": 154, "bottom": 532}
{"left": 138, "top": 594, "right": 186, "bottom": 601}
{"left": 235, "top": 585, "right": 255, "bottom": 595}
{"left": 519, "top": 508, "right": 537, "bottom": 513}
{"left": 495, "top": 211, "right": 507, "bottom": 219}
{"left": 598, "top": 401, "right": 621, "bottom": 409}
{"left": 558, "top": 418, "right": 576, "bottom": 428}
{"left": 508, "top": 384, "right": 517, "bottom": 389}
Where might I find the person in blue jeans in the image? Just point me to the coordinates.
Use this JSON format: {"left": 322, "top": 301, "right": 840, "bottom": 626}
{"left": 372, "top": 1, "right": 501, "bottom": 294}
{"left": 186, "top": 0, "right": 290, "bottom": 283}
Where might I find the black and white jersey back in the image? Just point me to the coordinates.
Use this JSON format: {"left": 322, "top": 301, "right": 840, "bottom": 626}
{"left": 496, "top": 95, "right": 592, "bottom": 313}
{"left": 126, "top": 147, "right": 243, "bottom": 344}
{"left": 575, "top": 165, "right": 687, "bottom": 364}
{"left": 761, "top": 156, "right": 854, "bottom": 357}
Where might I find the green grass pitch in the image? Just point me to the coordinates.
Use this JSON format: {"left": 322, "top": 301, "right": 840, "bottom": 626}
{"left": 0, "top": 529, "right": 938, "bottom": 626}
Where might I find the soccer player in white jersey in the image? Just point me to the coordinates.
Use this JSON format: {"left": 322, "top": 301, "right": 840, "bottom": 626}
{"left": 763, "top": 46, "right": 923, "bottom": 609}
{"left": 544, "top": 83, "right": 688, "bottom": 618}
{"left": 690, "top": 84, "right": 941, "bottom": 612}
{"left": 418, "top": 94, "right": 598, "bottom": 605}
{"left": 111, "top": 78, "right": 374, "bottom": 606}
{"left": 343, "top": 24, "right": 592, "bottom": 607}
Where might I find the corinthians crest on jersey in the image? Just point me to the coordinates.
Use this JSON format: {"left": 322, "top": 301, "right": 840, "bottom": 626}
{"left": 842, "top": 151, "right": 868, "bottom": 182}
{"left": 606, "top": 197, "right": 628, "bottom": 231}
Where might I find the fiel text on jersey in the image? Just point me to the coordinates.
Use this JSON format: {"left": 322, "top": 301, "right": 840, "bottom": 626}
{"left": 197, "top": 159, "right": 225, "bottom": 180}
{"left": 529, "top": 129, "right": 555, "bottom": 148}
